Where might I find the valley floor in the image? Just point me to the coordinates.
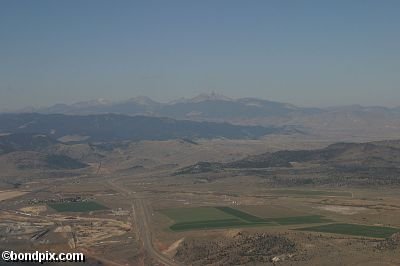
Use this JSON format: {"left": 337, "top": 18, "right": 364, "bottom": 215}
{"left": 1, "top": 138, "right": 400, "bottom": 265}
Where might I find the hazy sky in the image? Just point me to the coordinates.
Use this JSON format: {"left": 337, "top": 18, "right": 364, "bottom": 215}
{"left": 1, "top": 1, "right": 399, "bottom": 109}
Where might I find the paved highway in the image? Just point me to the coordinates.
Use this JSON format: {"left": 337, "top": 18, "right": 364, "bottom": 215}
{"left": 108, "top": 178, "right": 180, "bottom": 266}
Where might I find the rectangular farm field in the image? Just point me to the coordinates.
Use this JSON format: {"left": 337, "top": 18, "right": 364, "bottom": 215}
{"left": 48, "top": 201, "right": 108, "bottom": 212}
{"left": 296, "top": 223, "right": 400, "bottom": 238}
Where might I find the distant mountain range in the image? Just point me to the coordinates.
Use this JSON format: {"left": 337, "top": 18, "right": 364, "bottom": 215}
{"left": 13, "top": 93, "right": 399, "bottom": 119}
{"left": 0, "top": 113, "right": 288, "bottom": 143}
{"left": 6, "top": 93, "right": 400, "bottom": 140}
{"left": 16, "top": 93, "right": 316, "bottom": 119}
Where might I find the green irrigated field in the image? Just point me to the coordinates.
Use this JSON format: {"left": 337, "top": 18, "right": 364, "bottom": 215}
{"left": 296, "top": 223, "right": 400, "bottom": 238}
{"left": 269, "top": 215, "right": 332, "bottom": 225}
{"left": 170, "top": 219, "right": 252, "bottom": 231}
{"left": 160, "top": 207, "right": 237, "bottom": 223}
{"left": 216, "top": 207, "right": 266, "bottom": 223}
{"left": 161, "top": 206, "right": 272, "bottom": 231}
{"left": 48, "top": 201, "right": 108, "bottom": 212}
{"left": 161, "top": 206, "right": 333, "bottom": 231}
{"left": 215, "top": 208, "right": 331, "bottom": 225}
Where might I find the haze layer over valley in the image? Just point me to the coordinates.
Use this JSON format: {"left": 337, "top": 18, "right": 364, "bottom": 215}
{"left": 1, "top": 1, "right": 400, "bottom": 265}
{"left": 5, "top": 93, "right": 400, "bottom": 143}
